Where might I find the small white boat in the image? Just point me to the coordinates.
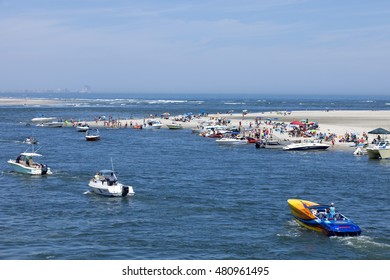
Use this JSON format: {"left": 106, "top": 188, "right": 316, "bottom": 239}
{"left": 36, "top": 121, "right": 64, "bottom": 128}
{"left": 216, "top": 137, "right": 248, "bottom": 145}
{"left": 76, "top": 123, "right": 89, "bottom": 132}
{"left": 366, "top": 141, "right": 390, "bottom": 159}
{"left": 143, "top": 120, "right": 163, "bottom": 129}
{"left": 166, "top": 123, "right": 183, "bottom": 129}
{"left": 88, "top": 170, "right": 134, "bottom": 197}
{"left": 8, "top": 149, "right": 52, "bottom": 175}
{"left": 85, "top": 129, "right": 100, "bottom": 141}
{"left": 283, "top": 141, "right": 330, "bottom": 151}
{"left": 23, "top": 136, "right": 38, "bottom": 145}
{"left": 31, "top": 117, "right": 57, "bottom": 123}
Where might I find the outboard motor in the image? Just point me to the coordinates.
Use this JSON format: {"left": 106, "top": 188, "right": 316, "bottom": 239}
{"left": 122, "top": 186, "right": 129, "bottom": 197}
{"left": 41, "top": 164, "right": 48, "bottom": 175}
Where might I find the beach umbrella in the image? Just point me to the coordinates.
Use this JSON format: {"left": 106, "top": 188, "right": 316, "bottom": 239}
{"left": 368, "top": 128, "right": 390, "bottom": 134}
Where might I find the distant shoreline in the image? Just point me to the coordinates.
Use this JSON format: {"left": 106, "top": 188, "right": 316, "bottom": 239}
{"left": 2, "top": 97, "right": 390, "bottom": 149}
{"left": 0, "top": 97, "right": 66, "bottom": 106}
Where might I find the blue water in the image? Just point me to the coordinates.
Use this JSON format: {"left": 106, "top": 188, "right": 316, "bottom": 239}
{"left": 0, "top": 94, "right": 389, "bottom": 259}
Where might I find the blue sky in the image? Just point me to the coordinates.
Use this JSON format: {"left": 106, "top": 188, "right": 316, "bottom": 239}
{"left": 1, "top": 0, "right": 390, "bottom": 94}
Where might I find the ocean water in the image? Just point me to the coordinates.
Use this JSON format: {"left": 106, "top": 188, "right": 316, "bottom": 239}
{"left": 0, "top": 94, "right": 389, "bottom": 260}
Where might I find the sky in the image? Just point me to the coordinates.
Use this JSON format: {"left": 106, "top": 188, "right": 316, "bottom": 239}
{"left": 1, "top": 0, "right": 390, "bottom": 95}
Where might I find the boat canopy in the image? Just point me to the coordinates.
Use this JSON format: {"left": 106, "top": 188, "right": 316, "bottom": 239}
{"left": 98, "top": 170, "right": 115, "bottom": 176}
{"left": 20, "top": 152, "right": 42, "bottom": 157}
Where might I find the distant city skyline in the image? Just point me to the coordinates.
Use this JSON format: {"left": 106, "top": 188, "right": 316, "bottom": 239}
{"left": 1, "top": 1, "right": 390, "bottom": 95}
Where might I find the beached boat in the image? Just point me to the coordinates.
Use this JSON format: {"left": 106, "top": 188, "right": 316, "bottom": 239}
{"left": 76, "top": 123, "right": 89, "bottom": 132}
{"left": 85, "top": 129, "right": 100, "bottom": 141}
{"left": 8, "top": 149, "right": 52, "bottom": 175}
{"left": 31, "top": 116, "right": 57, "bottom": 123}
{"left": 88, "top": 170, "right": 134, "bottom": 197}
{"left": 366, "top": 141, "right": 390, "bottom": 159}
{"left": 287, "top": 199, "right": 361, "bottom": 237}
{"left": 216, "top": 137, "right": 248, "bottom": 145}
{"left": 166, "top": 123, "right": 183, "bottom": 129}
{"left": 283, "top": 141, "right": 330, "bottom": 151}
{"left": 36, "top": 121, "right": 64, "bottom": 128}
{"left": 255, "top": 139, "right": 286, "bottom": 149}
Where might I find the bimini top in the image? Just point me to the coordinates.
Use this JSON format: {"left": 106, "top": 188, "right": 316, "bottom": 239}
{"left": 20, "top": 152, "right": 42, "bottom": 157}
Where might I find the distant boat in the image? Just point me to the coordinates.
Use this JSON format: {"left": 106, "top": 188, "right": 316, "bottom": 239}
{"left": 366, "top": 141, "right": 390, "bottom": 159}
{"left": 8, "top": 147, "right": 52, "bottom": 175}
{"left": 166, "top": 123, "right": 183, "bottom": 129}
{"left": 36, "top": 121, "right": 64, "bottom": 128}
{"left": 255, "top": 139, "right": 287, "bottom": 149}
{"left": 23, "top": 136, "right": 38, "bottom": 145}
{"left": 143, "top": 120, "right": 163, "bottom": 129}
{"left": 85, "top": 128, "right": 100, "bottom": 141}
{"left": 287, "top": 199, "right": 361, "bottom": 237}
{"left": 283, "top": 141, "right": 330, "bottom": 151}
{"left": 216, "top": 137, "right": 247, "bottom": 145}
{"left": 88, "top": 169, "right": 134, "bottom": 197}
{"left": 76, "top": 123, "right": 89, "bottom": 132}
{"left": 31, "top": 116, "right": 57, "bottom": 123}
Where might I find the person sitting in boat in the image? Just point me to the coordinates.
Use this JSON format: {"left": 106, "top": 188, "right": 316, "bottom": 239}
{"left": 107, "top": 172, "right": 117, "bottom": 186}
{"left": 329, "top": 203, "right": 336, "bottom": 219}
{"left": 16, "top": 155, "right": 22, "bottom": 163}
{"left": 94, "top": 172, "right": 105, "bottom": 183}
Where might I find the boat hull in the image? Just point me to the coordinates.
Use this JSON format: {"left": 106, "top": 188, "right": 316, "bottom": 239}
{"left": 86, "top": 136, "right": 100, "bottom": 141}
{"left": 287, "top": 199, "right": 361, "bottom": 237}
{"left": 88, "top": 180, "right": 134, "bottom": 197}
{"left": 8, "top": 160, "right": 52, "bottom": 175}
{"left": 283, "top": 143, "right": 330, "bottom": 151}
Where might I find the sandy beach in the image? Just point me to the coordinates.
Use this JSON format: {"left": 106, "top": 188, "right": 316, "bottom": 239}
{"left": 2, "top": 97, "right": 389, "bottom": 148}
{"left": 0, "top": 97, "right": 66, "bottom": 106}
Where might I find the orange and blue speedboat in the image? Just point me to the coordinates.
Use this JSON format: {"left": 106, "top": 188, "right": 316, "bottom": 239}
{"left": 287, "top": 199, "right": 361, "bottom": 237}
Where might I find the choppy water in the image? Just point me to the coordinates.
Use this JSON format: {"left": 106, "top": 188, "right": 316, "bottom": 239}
{"left": 0, "top": 94, "right": 389, "bottom": 259}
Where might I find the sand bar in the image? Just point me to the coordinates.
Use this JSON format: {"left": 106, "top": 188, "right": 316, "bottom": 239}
{"left": 2, "top": 97, "right": 389, "bottom": 148}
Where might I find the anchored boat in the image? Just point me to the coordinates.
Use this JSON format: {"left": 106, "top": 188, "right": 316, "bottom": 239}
{"left": 287, "top": 199, "right": 361, "bottom": 237}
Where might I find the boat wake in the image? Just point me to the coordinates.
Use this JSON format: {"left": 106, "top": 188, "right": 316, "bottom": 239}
{"left": 337, "top": 235, "right": 390, "bottom": 249}
{"left": 276, "top": 220, "right": 304, "bottom": 238}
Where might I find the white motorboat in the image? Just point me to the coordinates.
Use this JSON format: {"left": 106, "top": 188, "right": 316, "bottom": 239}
{"left": 8, "top": 149, "right": 52, "bottom": 175}
{"left": 282, "top": 141, "right": 330, "bottom": 151}
{"left": 166, "top": 123, "right": 183, "bottom": 129}
{"left": 88, "top": 170, "right": 134, "bottom": 197}
{"left": 36, "top": 121, "right": 64, "bottom": 128}
{"left": 216, "top": 137, "right": 248, "bottom": 145}
{"left": 76, "top": 123, "right": 90, "bottom": 132}
{"left": 143, "top": 120, "right": 163, "bottom": 129}
{"left": 85, "top": 129, "right": 100, "bottom": 141}
{"left": 23, "top": 136, "right": 38, "bottom": 145}
{"left": 31, "top": 116, "right": 57, "bottom": 123}
{"left": 366, "top": 141, "right": 390, "bottom": 159}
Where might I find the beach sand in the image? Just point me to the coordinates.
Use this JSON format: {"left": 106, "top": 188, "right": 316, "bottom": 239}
{"left": 81, "top": 110, "right": 390, "bottom": 150}
{"left": 2, "top": 98, "right": 388, "bottom": 150}
{"left": 0, "top": 98, "right": 66, "bottom": 106}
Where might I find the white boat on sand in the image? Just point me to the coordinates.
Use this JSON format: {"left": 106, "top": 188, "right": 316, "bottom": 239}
{"left": 31, "top": 117, "right": 56, "bottom": 123}
{"left": 88, "top": 170, "right": 134, "bottom": 197}
{"left": 166, "top": 123, "right": 183, "bottom": 129}
{"left": 216, "top": 137, "right": 248, "bottom": 145}
{"left": 283, "top": 141, "right": 330, "bottom": 151}
{"left": 8, "top": 149, "right": 52, "bottom": 175}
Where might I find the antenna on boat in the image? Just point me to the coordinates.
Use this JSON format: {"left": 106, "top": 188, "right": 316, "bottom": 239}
{"left": 111, "top": 157, "right": 115, "bottom": 172}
